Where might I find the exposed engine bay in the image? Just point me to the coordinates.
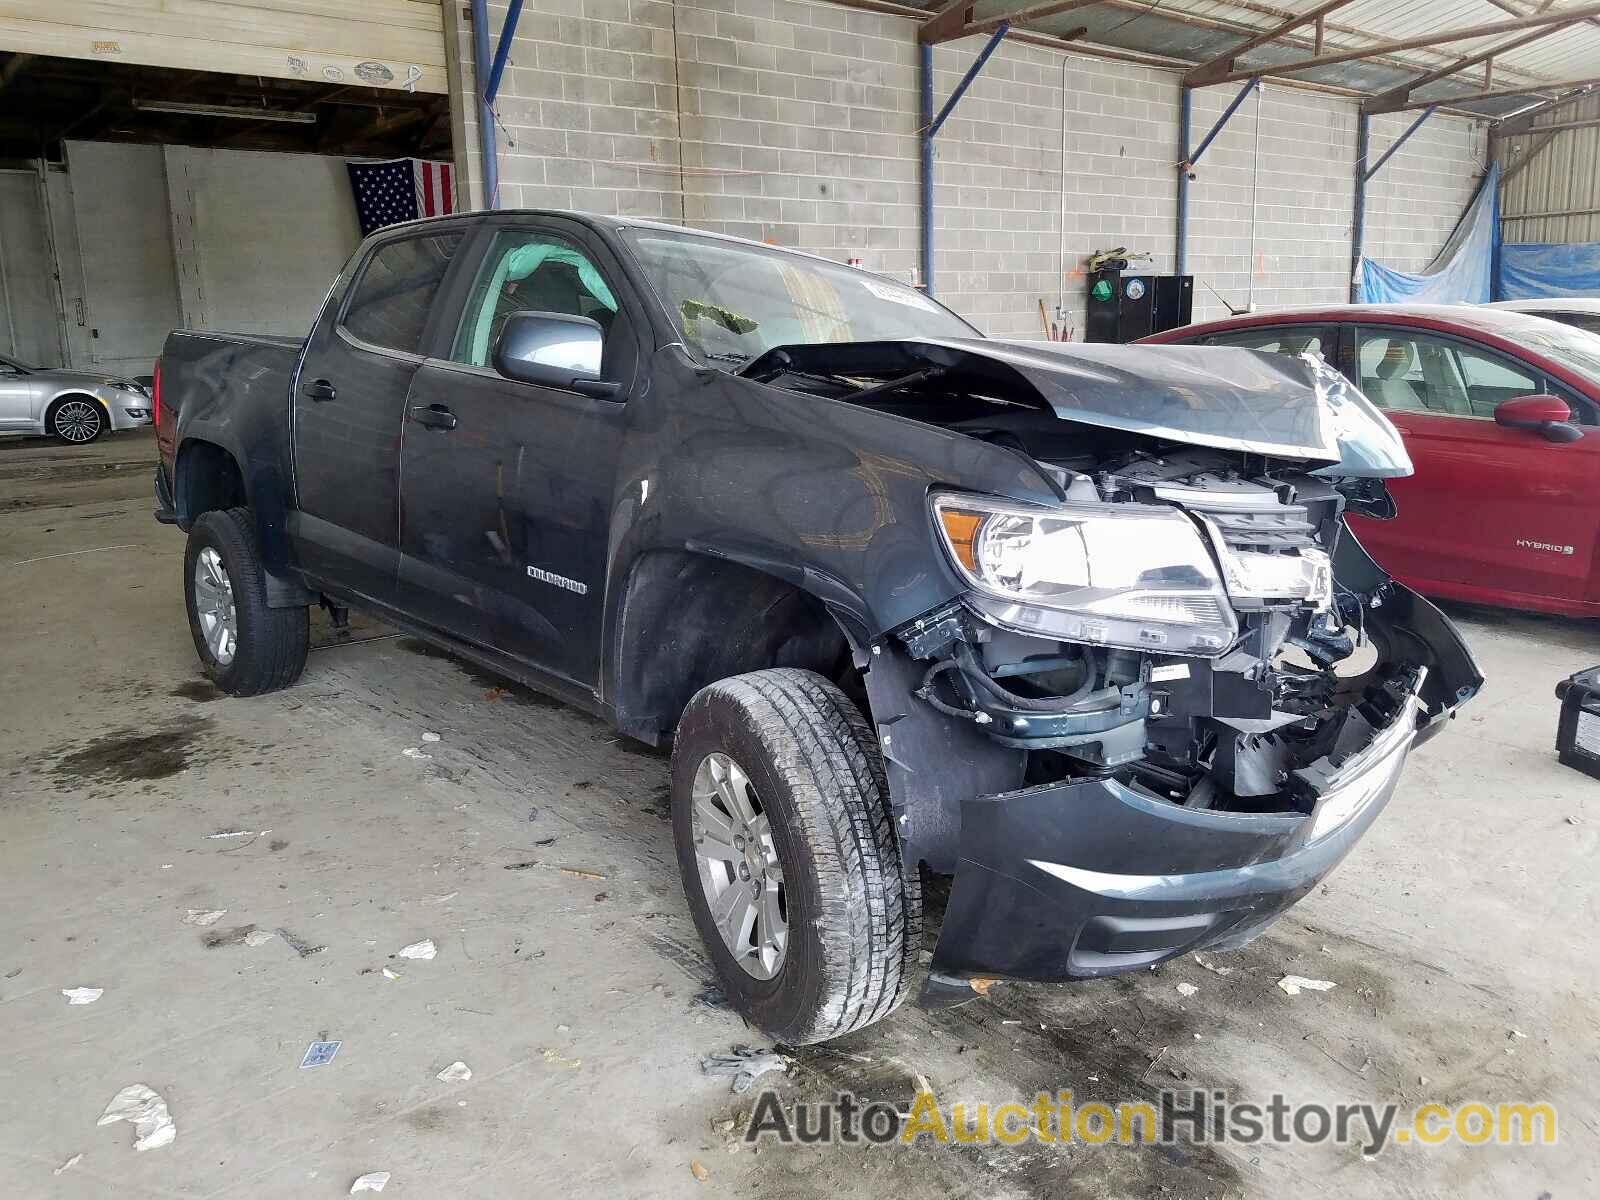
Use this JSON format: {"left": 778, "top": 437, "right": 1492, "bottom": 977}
{"left": 747, "top": 338, "right": 1478, "bottom": 821}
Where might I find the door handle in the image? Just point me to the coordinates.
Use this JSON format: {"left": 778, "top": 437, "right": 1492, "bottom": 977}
{"left": 303, "top": 379, "right": 338, "bottom": 402}
{"left": 409, "top": 403, "right": 457, "bottom": 431}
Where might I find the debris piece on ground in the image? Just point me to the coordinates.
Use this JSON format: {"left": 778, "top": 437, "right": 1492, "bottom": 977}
{"left": 1278, "top": 975, "right": 1337, "bottom": 996}
{"left": 422, "top": 892, "right": 458, "bottom": 904}
{"left": 382, "top": 967, "right": 399, "bottom": 980}
{"left": 1509, "top": 1028, "right": 1528, "bottom": 1039}
{"left": 1192, "top": 953, "right": 1232, "bottom": 976}
{"left": 436, "top": 1061, "right": 472, "bottom": 1083}
{"left": 691, "top": 983, "right": 727, "bottom": 1009}
{"left": 701, "top": 1044, "right": 790, "bottom": 1093}
{"left": 202, "top": 924, "right": 260, "bottom": 949}
{"left": 542, "top": 1047, "right": 581, "bottom": 1069}
{"left": 421, "top": 731, "right": 441, "bottom": 743}
{"left": 300, "top": 1040, "right": 342, "bottom": 1068}
{"left": 277, "top": 927, "right": 326, "bottom": 957}
{"left": 244, "top": 929, "right": 275, "bottom": 947}
{"left": 689, "top": 1160, "right": 710, "bottom": 1183}
{"left": 397, "top": 938, "right": 437, "bottom": 960}
{"left": 62, "top": 987, "right": 103, "bottom": 1005}
{"left": 968, "top": 976, "right": 998, "bottom": 996}
{"left": 559, "top": 867, "right": 605, "bottom": 881}
{"left": 402, "top": 746, "right": 432, "bottom": 760}
{"left": 53, "top": 1153, "right": 81, "bottom": 1175}
{"left": 350, "top": 1171, "right": 391, "bottom": 1193}
{"left": 504, "top": 861, "right": 538, "bottom": 871}
{"left": 1176, "top": 982, "right": 1198, "bottom": 998}
{"left": 97, "top": 1084, "right": 175, "bottom": 1151}
{"left": 204, "top": 830, "right": 262, "bottom": 840}
{"left": 183, "top": 908, "right": 227, "bottom": 926}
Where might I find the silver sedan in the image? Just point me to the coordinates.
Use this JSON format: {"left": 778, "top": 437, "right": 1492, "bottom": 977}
{"left": 0, "top": 353, "right": 153, "bottom": 443}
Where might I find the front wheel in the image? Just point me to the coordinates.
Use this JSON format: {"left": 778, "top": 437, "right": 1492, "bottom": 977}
{"left": 671, "top": 668, "right": 920, "bottom": 1045}
{"left": 46, "top": 396, "right": 105, "bottom": 444}
{"left": 183, "top": 507, "right": 308, "bottom": 696}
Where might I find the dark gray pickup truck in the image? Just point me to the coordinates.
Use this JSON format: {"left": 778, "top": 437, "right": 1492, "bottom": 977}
{"left": 154, "top": 210, "right": 1481, "bottom": 1044}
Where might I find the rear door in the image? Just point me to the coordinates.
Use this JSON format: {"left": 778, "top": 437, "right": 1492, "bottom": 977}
{"left": 395, "top": 218, "right": 644, "bottom": 686}
{"left": 1346, "top": 324, "right": 1600, "bottom": 605}
{"left": 0, "top": 356, "right": 37, "bottom": 428}
{"left": 291, "top": 225, "right": 467, "bottom": 603}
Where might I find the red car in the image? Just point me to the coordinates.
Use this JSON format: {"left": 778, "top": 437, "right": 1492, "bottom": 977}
{"left": 1141, "top": 304, "right": 1600, "bottom": 618}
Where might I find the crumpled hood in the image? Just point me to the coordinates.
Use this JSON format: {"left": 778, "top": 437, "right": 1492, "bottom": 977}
{"left": 747, "top": 337, "right": 1413, "bottom": 478}
{"left": 38, "top": 368, "right": 146, "bottom": 393}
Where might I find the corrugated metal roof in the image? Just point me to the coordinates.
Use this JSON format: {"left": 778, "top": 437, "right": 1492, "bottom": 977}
{"left": 1501, "top": 91, "right": 1600, "bottom": 242}
{"left": 949, "top": 0, "right": 1600, "bottom": 115}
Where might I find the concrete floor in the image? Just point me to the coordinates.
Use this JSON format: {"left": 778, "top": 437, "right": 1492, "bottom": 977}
{"left": 1, "top": 428, "right": 1595, "bottom": 1199}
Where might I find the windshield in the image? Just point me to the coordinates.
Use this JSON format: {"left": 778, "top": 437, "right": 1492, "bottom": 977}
{"left": 1513, "top": 318, "right": 1600, "bottom": 382}
{"left": 620, "top": 228, "right": 978, "bottom": 368}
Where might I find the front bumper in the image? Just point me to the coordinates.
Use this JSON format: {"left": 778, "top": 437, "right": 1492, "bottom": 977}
{"left": 107, "top": 394, "right": 153, "bottom": 431}
{"left": 925, "top": 670, "right": 1426, "bottom": 994}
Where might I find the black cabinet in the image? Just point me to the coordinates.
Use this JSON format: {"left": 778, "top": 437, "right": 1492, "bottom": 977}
{"left": 1085, "top": 270, "right": 1193, "bottom": 343}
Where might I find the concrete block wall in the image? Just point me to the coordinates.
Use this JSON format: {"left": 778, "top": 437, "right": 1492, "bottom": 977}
{"left": 450, "top": 0, "right": 1488, "bottom": 337}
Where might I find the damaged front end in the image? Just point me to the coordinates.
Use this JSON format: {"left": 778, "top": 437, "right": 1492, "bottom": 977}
{"left": 839, "top": 358, "right": 1482, "bottom": 1001}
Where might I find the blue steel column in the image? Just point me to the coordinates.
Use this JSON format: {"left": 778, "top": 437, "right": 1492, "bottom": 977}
{"left": 920, "top": 41, "right": 935, "bottom": 295}
{"left": 1350, "top": 110, "right": 1369, "bottom": 301}
{"left": 469, "top": 0, "right": 499, "bottom": 209}
{"left": 1176, "top": 87, "right": 1192, "bottom": 278}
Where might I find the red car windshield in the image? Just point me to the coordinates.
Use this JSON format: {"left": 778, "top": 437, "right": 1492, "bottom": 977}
{"left": 1504, "top": 317, "right": 1600, "bottom": 385}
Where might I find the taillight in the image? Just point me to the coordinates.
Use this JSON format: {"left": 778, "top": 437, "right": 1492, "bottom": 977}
{"left": 152, "top": 360, "right": 162, "bottom": 428}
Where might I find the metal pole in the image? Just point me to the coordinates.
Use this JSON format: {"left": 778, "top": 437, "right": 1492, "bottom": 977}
{"left": 484, "top": 0, "right": 525, "bottom": 104}
{"left": 920, "top": 40, "right": 935, "bottom": 294}
{"left": 469, "top": 0, "right": 499, "bottom": 209}
{"left": 1364, "top": 106, "right": 1435, "bottom": 180}
{"left": 1176, "top": 87, "right": 1191, "bottom": 277}
{"left": 1350, "top": 110, "right": 1368, "bottom": 302}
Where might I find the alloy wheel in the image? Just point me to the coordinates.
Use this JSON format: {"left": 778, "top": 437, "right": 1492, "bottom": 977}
{"left": 690, "top": 751, "right": 788, "bottom": 979}
{"left": 54, "top": 400, "right": 102, "bottom": 443}
{"left": 193, "top": 547, "right": 238, "bottom": 666}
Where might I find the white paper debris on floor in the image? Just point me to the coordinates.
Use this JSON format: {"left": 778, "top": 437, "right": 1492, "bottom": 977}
{"left": 53, "top": 1153, "right": 81, "bottom": 1175}
{"left": 401, "top": 747, "right": 432, "bottom": 760}
{"left": 61, "top": 986, "right": 103, "bottom": 1005}
{"left": 397, "top": 938, "right": 436, "bottom": 960}
{"left": 204, "top": 830, "right": 265, "bottom": 840}
{"left": 421, "top": 731, "right": 441, "bottom": 743}
{"left": 182, "top": 909, "right": 228, "bottom": 927}
{"left": 1277, "top": 975, "right": 1337, "bottom": 996}
{"left": 436, "top": 1061, "right": 472, "bottom": 1083}
{"left": 382, "top": 967, "right": 399, "bottom": 980}
{"left": 350, "top": 1170, "right": 391, "bottom": 1193}
{"left": 1176, "top": 982, "right": 1198, "bottom": 998}
{"left": 1192, "top": 953, "right": 1233, "bottom": 976}
{"left": 244, "top": 929, "right": 275, "bottom": 947}
{"left": 97, "top": 1084, "right": 176, "bottom": 1151}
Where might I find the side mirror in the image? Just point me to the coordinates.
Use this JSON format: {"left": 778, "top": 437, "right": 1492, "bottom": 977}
{"left": 492, "top": 311, "right": 620, "bottom": 399}
{"left": 1494, "top": 393, "right": 1583, "bottom": 443}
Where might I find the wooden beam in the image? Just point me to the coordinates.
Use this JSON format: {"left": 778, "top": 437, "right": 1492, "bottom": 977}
{"left": 1199, "top": 2, "right": 1600, "bottom": 87}
{"left": 1364, "top": 25, "right": 1569, "bottom": 113}
{"left": 1184, "top": 0, "right": 1358, "bottom": 86}
{"left": 920, "top": 0, "right": 1103, "bottom": 44}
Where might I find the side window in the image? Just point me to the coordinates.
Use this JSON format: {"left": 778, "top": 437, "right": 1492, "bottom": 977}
{"left": 341, "top": 232, "right": 462, "bottom": 355}
{"left": 1357, "top": 328, "right": 1538, "bottom": 418}
{"left": 1205, "top": 326, "right": 1331, "bottom": 358}
{"left": 448, "top": 229, "right": 621, "bottom": 370}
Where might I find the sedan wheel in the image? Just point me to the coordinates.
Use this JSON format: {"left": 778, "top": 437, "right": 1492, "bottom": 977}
{"left": 50, "top": 398, "right": 104, "bottom": 444}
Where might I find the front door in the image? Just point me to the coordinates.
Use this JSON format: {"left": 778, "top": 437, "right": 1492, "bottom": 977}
{"left": 396, "top": 221, "right": 642, "bottom": 687}
{"left": 0, "top": 356, "right": 40, "bottom": 428}
{"left": 1345, "top": 325, "right": 1600, "bottom": 607}
{"left": 291, "top": 226, "right": 466, "bottom": 603}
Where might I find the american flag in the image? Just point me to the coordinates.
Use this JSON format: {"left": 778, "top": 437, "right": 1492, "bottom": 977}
{"left": 346, "top": 158, "right": 455, "bottom": 236}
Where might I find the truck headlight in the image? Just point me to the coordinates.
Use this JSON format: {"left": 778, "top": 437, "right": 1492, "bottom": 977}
{"left": 933, "top": 493, "right": 1238, "bottom": 656}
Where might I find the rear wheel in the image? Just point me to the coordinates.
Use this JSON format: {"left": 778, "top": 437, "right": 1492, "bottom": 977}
{"left": 671, "top": 668, "right": 919, "bottom": 1044}
{"left": 183, "top": 507, "right": 308, "bottom": 696}
{"left": 47, "top": 396, "right": 105, "bottom": 444}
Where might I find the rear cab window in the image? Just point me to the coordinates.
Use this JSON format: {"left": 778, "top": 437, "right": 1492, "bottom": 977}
{"left": 339, "top": 231, "right": 464, "bottom": 355}
{"left": 1202, "top": 326, "right": 1335, "bottom": 359}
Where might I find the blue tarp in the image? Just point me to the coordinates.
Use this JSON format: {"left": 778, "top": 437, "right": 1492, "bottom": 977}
{"left": 1499, "top": 241, "right": 1600, "bottom": 298}
{"left": 1357, "top": 164, "right": 1500, "bottom": 305}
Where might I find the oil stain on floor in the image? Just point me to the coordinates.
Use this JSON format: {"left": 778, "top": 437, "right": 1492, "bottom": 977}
{"left": 47, "top": 716, "right": 213, "bottom": 792}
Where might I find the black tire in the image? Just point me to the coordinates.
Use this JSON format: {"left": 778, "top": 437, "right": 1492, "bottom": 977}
{"left": 183, "top": 507, "right": 308, "bottom": 696}
{"left": 671, "top": 668, "right": 920, "bottom": 1045}
{"left": 46, "top": 395, "right": 106, "bottom": 444}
